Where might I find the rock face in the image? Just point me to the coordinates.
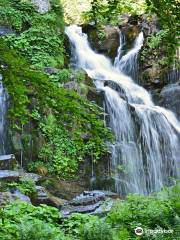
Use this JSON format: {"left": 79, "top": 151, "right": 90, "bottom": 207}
{"left": 44, "top": 179, "right": 86, "bottom": 200}
{"left": 32, "top": 185, "right": 67, "bottom": 207}
{"left": 82, "top": 24, "right": 120, "bottom": 59}
{"left": 31, "top": 0, "right": 50, "bottom": 14}
{"left": 0, "top": 154, "right": 17, "bottom": 170}
{"left": 159, "top": 83, "right": 180, "bottom": 120}
{"left": 60, "top": 190, "right": 119, "bottom": 217}
{"left": 0, "top": 170, "right": 20, "bottom": 181}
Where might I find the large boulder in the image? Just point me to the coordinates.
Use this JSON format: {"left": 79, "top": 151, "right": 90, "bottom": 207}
{"left": 82, "top": 24, "right": 120, "bottom": 59}
{"left": 60, "top": 190, "right": 119, "bottom": 217}
{"left": 159, "top": 82, "right": 180, "bottom": 120}
{"left": 32, "top": 185, "right": 67, "bottom": 208}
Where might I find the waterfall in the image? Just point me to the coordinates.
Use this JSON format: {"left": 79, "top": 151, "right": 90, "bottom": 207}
{"left": 163, "top": 47, "right": 180, "bottom": 84}
{"left": 114, "top": 31, "right": 144, "bottom": 82}
{"left": 66, "top": 25, "right": 180, "bottom": 195}
{"left": 0, "top": 75, "right": 8, "bottom": 155}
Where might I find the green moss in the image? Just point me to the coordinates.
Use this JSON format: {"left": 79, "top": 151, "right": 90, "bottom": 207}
{"left": 0, "top": 41, "right": 112, "bottom": 178}
{"left": 0, "top": 0, "right": 112, "bottom": 178}
{"left": 0, "top": 0, "right": 65, "bottom": 69}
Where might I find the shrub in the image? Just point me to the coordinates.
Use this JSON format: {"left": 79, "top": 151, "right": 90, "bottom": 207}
{"left": 81, "top": 218, "right": 113, "bottom": 240}
{"left": 0, "top": 201, "right": 71, "bottom": 240}
{"left": 106, "top": 183, "right": 180, "bottom": 239}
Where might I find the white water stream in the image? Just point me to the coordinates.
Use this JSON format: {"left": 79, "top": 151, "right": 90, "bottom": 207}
{"left": 0, "top": 75, "right": 8, "bottom": 155}
{"left": 66, "top": 25, "right": 180, "bottom": 195}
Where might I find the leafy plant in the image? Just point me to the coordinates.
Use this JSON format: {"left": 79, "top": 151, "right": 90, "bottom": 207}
{"left": 141, "top": 0, "right": 179, "bottom": 70}
{"left": 82, "top": 218, "right": 113, "bottom": 240}
{"left": 83, "top": 0, "right": 146, "bottom": 26}
{"left": 0, "top": 41, "right": 111, "bottom": 177}
{"left": 7, "top": 178, "right": 37, "bottom": 197}
{"left": 61, "top": 213, "right": 99, "bottom": 237}
{"left": 0, "top": 201, "right": 71, "bottom": 240}
{"left": 1, "top": 0, "right": 65, "bottom": 69}
{"left": 106, "top": 183, "right": 180, "bottom": 239}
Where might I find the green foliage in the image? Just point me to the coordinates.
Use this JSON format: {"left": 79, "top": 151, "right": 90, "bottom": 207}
{"left": 61, "top": 184, "right": 180, "bottom": 240}
{"left": 85, "top": 0, "right": 179, "bottom": 69}
{"left": 142, "top": 0, "right": 179, "bottom": 68}
{"left": 0, "top": 41, "right": 111, "bottom": 177}
{"left": 56, "top": 68, "right": 72, "bottom": 83}
{"left": 0, "top": 201, "right": 71, "bottom": 240}
{"left": 17, "top": 219, "right": 70, "bottom": 240}
{"left": 61, "top": 0, "right": 91, "bottom": 24}
{"left": 81, "top": 218, "right": 113, "bottom": 240}
{"left": 0, "top": 0, "right": 34, "bottom": 32}
{"left": 0, "top": 0, "right": 65, "bottom": 69}
{"left": 0, "top": 185, "right": 179, "bottom": 240}
{"left": 2, "top": 201, "right": 61, "bottom": 223}
{"left": 5, "top": 28, "right": 65, "bottom": 69}
{"left": 0, "top": 0, "right": 112, "bottom": 178}
{"left": 83, "top": 0, "right": 146, "bottom": 26}
{"left": 38, "top": 114, "right": 81, "bottom": 178}
{"left": 48, "top": 69, "right": 86, "bottom": 85}
{"left": 61, "top": 213, "right": 99, "bottom": 237}
{"left": 106, "top": 183, "right": 180, "bottom": 239}
{"left": 7, "top": 178, "right": 37, "bottom": 197}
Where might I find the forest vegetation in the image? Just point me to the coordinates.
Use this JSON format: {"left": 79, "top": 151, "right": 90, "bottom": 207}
{"left": 0, "top": 0, "right": 179, "bottom": 239}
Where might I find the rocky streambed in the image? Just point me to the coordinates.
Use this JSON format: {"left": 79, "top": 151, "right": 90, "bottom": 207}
{"left": 0, "top": 154, "right": 120, "bottom": 217}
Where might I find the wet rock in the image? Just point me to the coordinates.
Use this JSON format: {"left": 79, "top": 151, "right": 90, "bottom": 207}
{"left": 0, "top": 190, "right": 31, "bottom": 206}
{"left": 0, "top": 170, "right": 20, "bottom": 181}
{"left": 48, "top": 195, "right": 67, "bottom": 208}
{"left": 160, "top": 83, "right": 180, "bottom": 119}
{"left": 44, "top": 178, "right": 85, "bottom": 200}
{"left": 69, "top": 190, "right": 106, "bottom": 206}
{"left": 10, "top": 189, "right": 31, "bottom": 203}
{"left": 63, "top": 81, "right": 77, "bottom": 89}
{"left": 0, "top": 26, "right": 13, "bottom": 36}
{"left": 82, "top": 24, "right": 120, "bottom": 59}
{"left": 61, "top": 201, "right": 102, "bottom": 216}
{"left": 60, "top": 190, "right": 119, "bottom": 217}
{"left": 141, "top": 14, "right": 159, "bottom": 36}
{"left": 33, "top": 186, "right": 49, "bottom": 204}
{"left": 44, "top": 67, "right": 59, "bottom": 75}
{"left": 0, "top": 154, "right": 18, "bottom": 170}
{"left": 31, "top": 0, "right": 50, "bottom": 14}
{"left": 98, "top": 26, "right": 120, "bottom": 59}
{"left": 23, "top": 172, "right": 41, "bottom": 183}
{"left": 105, "top": 80, "right": 127, "bottom": 100}
{"left": 121, "top": 25, "right": 140, "bottom": 49}
{"left": 32, "top": 186, "right": 67, "bottom": 207}
{"left": 87, "top": 88, "right": 104, "bottom": 107}
{"left": 100, "top": 190, "right": 120, "bottom": 199}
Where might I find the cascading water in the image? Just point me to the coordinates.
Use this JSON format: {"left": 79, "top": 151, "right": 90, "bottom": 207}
{"left": 66, "top": 25, "right": 180, "bottom": 195}
{"left": 114, "top": 31, "right": 144, "bottom": 82}
{"left": 0, "top": 75, "right": 8, "bottom": 155}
